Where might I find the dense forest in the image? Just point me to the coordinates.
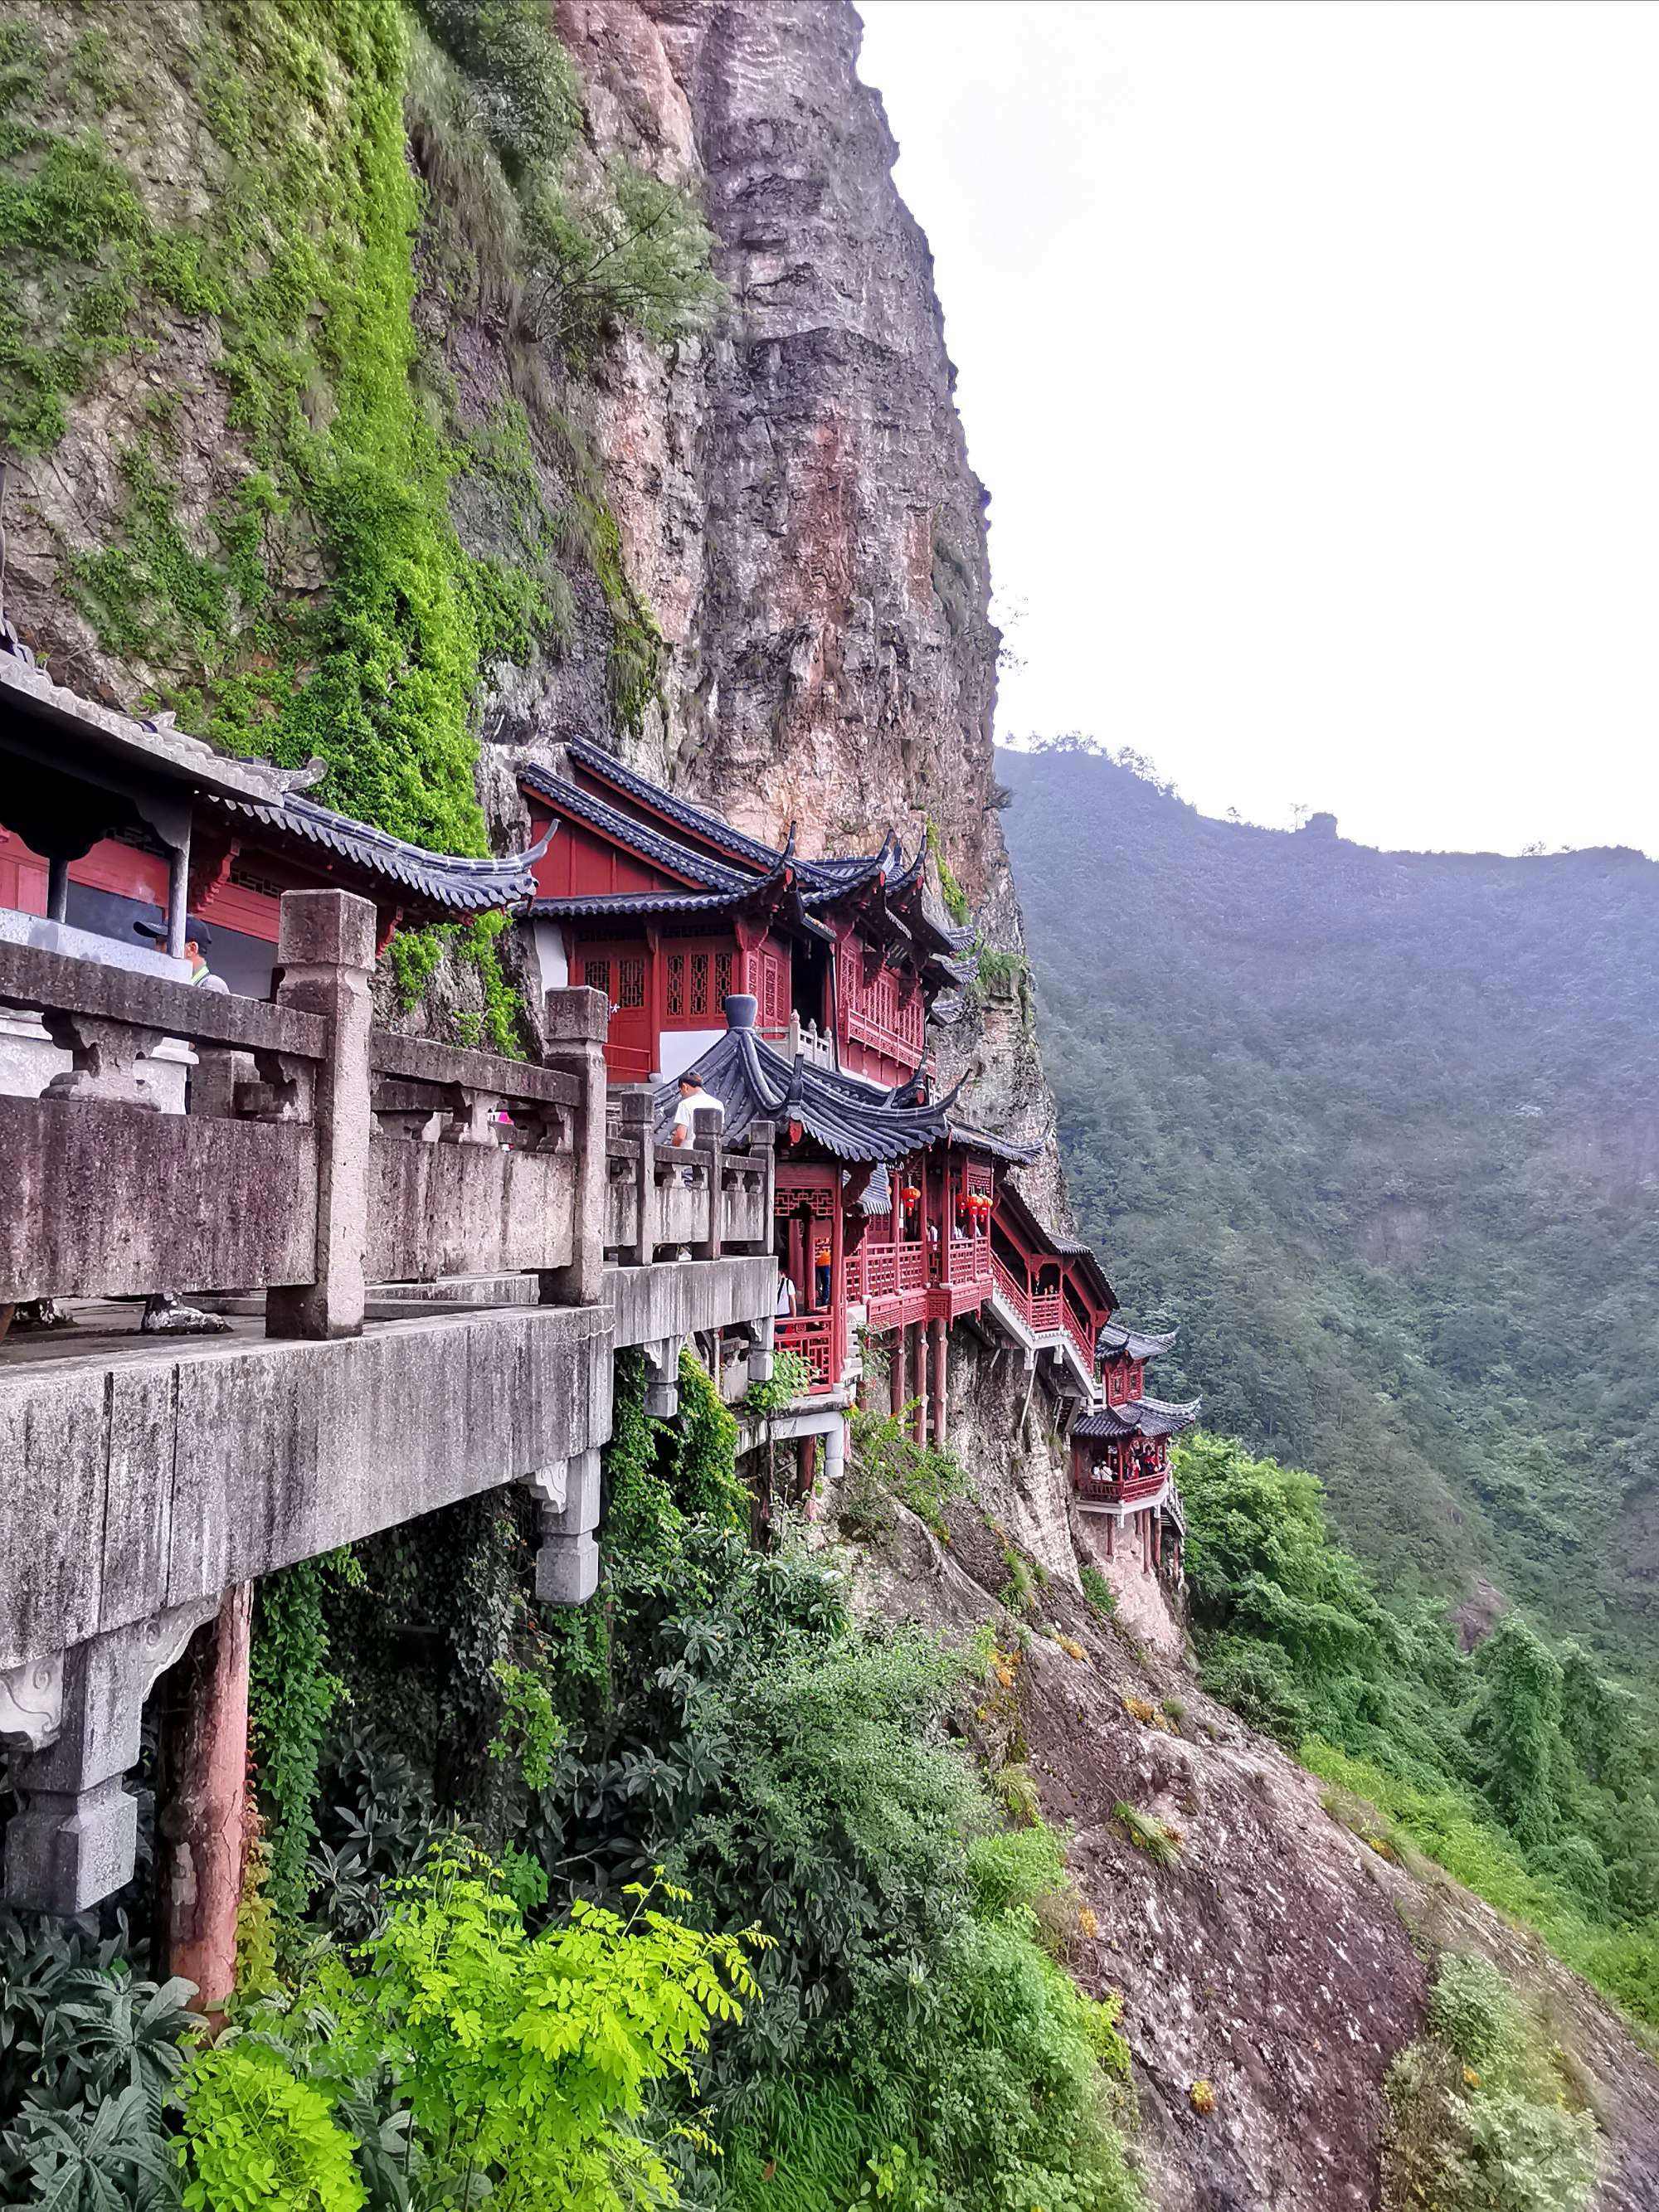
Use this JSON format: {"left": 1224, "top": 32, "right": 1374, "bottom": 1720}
{"left": 999, "top": 741, "right": 1659, "bottom": 1696}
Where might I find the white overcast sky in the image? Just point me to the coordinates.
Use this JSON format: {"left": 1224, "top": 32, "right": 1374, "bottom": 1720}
{"left": 855, "top": 1, "right": 1659, "bottom": 858}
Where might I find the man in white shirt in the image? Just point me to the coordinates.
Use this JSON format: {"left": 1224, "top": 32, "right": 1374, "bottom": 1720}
{"left": 671, "top": 1070, "right": 723, "bottom": 1147}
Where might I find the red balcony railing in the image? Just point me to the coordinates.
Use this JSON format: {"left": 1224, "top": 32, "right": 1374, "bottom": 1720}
{"left": 1074, "top": 1469, "right": 1166, "bottom": 1507}
{"left": 1062, "top": 1300, "right": 1094, "bottom": 1368}
{"left": 776, "top": 1312, "right": 837, "bottom": 1393}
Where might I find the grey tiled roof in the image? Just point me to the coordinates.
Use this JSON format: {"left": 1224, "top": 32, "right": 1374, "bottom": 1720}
{"left": 518, "top": 765, "right": 757, "bottom": 892}
{"left": 1098, "top": 1319, "right": 1179, "bottom": 1362}
{"left": 208, "top": 794, "right": 550, "bottom": 914}
{"left": 562, "top": 737, "right": 904, "bottom": 905}
{"left": 1073, "top": 1395, "right": 1201, "bottom": 1441}
{"left": 528, "top": 887, "right": 761, "bottom": 921}
{"left": 566, "top": 736, "right": 787, "bottom": 873}
{"left": 651, "top": 998, "right": 957, "bottom": 1164}
{"left": 945, "top": 1117, "right": 1042, "bottom": 1164}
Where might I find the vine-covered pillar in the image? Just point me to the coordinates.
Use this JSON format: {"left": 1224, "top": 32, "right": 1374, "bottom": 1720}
{"left": 155, "top": 1583, "right": 253, "bottom": 2015}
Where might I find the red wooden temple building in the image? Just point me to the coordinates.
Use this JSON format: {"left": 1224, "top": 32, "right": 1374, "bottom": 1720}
{"left": 514, "top": 735, "right": 1199, "bottom": 1553}
{"left": 0, "top": 643, "right": 549, "bottom": 990}
{"left": 1070, "top": 1318, "right": 1199, "bottom": 1577}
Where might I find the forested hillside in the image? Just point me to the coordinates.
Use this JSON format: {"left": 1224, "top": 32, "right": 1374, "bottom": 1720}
{"left": 1000, "top": 741, "right": 1659, "bottom": 1691}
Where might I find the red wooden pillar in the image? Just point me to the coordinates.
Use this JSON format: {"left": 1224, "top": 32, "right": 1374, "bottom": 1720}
{"left": 1141, "top": 1511, "right": 1152, "bottom": 1576}
{"left": 797, "top": 1434, "right": 818, "bottom": 1499}
{"left": 930, "top": 1317, "right": 949, "bottom": 1448}
{"left": 1105, "top": 1513, "right": 1115, "bottom": 1558}
{"left": 911, "top": 1324, "right": 927, "bottom": 1446}
{"left": 155, "top": 1583, "right": 252, "bottom": 2016}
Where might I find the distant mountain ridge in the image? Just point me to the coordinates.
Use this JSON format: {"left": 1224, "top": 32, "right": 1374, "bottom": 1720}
{"left": 998, "top": 741, "right": 1659, "bottom": 1693}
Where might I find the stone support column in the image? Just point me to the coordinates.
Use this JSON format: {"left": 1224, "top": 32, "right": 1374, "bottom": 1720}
{"left": 541, "top": 986, "right": 609, "bottom": 1306}
{"left": 692, "top": 1105, "right": 722, "bottom": 1262}
{"left": 267, "top": 890, "right": 376, "bottom": 1341}
{"left": 911, "top": 1325, "right": 927, "bottom": 1447}
{"left": 642, "top": 1337, "right": 684, "bottom": 1418}
{"left": 2, "top": 1599, "right": 216, "bottom": 1914}
{"left": 154, "top": 1585, "right": 251, "bottom": 2014}
{"left": 822, "top": 1415, "right": 847, "bottom": 1487}
{"left": 1105, "top": 1514, "right": 1115, "bottom": 1559}
{"left": 930, "top": 1317, "right": 949, "bottom": 1449}
{"left": 1152, "top": 1513, "right": 1162, "bottom": 1571}
{"left": 532, "top": 1448, "right": 601, "bottom": 1606}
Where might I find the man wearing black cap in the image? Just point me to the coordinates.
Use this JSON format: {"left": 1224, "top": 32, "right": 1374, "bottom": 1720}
{"left": 134, "top": 916, "right": 229, "bottom": 993}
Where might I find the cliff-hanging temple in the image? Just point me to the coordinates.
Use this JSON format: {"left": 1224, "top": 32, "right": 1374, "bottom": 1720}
{"left": 0, "top": 635, "right": 1198, "bottom": 1993}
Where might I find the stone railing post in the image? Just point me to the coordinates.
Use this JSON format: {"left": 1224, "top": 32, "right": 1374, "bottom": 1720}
{"left": 692, "top": 1104, "right": 722, "bottom": 1262}
{"left": 617, "top": 1085, "right": 655, "bottom": 1266}
{"left": 742, "top": 1117, "right": 775, "bottom": 1253}
{"left": 267, "top": 891, "right": 375, "bottom": 1341}
{"left": 541, "top": 986, "right": 608, "bottom": 1305}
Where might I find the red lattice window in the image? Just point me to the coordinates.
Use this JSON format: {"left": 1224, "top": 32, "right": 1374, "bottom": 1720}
{"left": 666, "top": 953, "right": 684, "bottom": 1017}
{"left": 583, "top": 957, "right": 610, "bottom": 995}
{"left": 691, "top": 950, "right": 710, "bottom": 1015}
{"left": 775, "top": 1180, "right": 837, "bottom": 1220}
{"left": 715, "top": 950, "right": 734, "bottom": 1003}
{"left": 618, "top": 957, "right": 645, "bottom": 1009}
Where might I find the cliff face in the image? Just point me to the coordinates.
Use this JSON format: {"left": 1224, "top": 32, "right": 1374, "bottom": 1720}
{"left": 10, "top": 5, "right": 1657, "bottom": 2200}
{"left": 548, "top": 0, "right": 1060, "bottom": 1189}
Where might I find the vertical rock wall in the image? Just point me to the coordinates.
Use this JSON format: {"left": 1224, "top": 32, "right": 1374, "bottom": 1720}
{"left": 555, "top": 0, "right": 1063, "bottom": 1192}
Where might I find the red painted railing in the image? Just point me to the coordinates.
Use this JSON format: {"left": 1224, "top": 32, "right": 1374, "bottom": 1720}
{"left": 991, "top": 1252, "right": 1029, "bottom": 1323}
{"left": 1074, "top": 1470, "right": 1166, "bottom": 1506}
{"left": 1062, "top": 1300, "right": 1094, "bottom": 1368}
{"left": 776, "top": 1313, "right": 836, "bottom": 1393}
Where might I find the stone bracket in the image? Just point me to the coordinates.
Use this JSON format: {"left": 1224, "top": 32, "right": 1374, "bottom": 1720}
{"left": 531, "top": 1447, "right": 601, "bottom": 1607}
{"left": 640, "top": 1335, "right": 685, "bottom": 1418}
{"left": 2, "top": 1596, "right": 217, "bottom": 1916}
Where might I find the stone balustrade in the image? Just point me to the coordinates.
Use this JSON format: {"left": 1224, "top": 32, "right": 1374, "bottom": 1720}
{"left": 602, "top": 1087, "right": 774, "bottom": 1266}
{"left": 0, "top": 889, "right": 779, "bottom": 1918}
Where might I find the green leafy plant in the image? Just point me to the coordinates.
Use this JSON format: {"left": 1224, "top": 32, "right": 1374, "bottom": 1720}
{"left": 1113, "top": 1802, "right": 1180, "bottom": 1869}
{"left": 177, "top": 1840, "right": 762, "bottom": 2212}
{"left": 1382, "top": 1953, "right": 1598, "bottom": 2212}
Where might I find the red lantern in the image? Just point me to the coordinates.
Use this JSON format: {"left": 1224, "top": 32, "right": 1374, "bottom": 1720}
{"left": 900, "top": 1184, "right": 921, "bottom": 1208}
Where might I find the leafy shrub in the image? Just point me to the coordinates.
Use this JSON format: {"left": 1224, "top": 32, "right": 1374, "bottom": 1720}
{"left": 178, "top": 1840, "right": 761, "bottom": 2212}
{"left": 1113, "top": 1804, "right": 1180, "bottom": 1869}
{"left": 1179, "top": 1436, "right": 1659, "bottom": 2026}
{"left": 846, "top": 1407, "right": 973, "bottom": 1539}
{"left": 413, "top": 0, "right": 582, "bottom": 175}
{"left": 0, "top": 1920, "right": 196, "bottom": 2212}
{"left": 1383, "top": 1953, "right": 1598, "bottom": 2212}
{"left": 1078, "top": 1566, "right": 1117, "bottom": 1620}
{"left": 521, "top": 160, "right": 724, "bottom": 361}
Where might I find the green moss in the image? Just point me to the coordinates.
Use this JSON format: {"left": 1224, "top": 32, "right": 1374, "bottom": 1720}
{"left": 2, "top": 0, "right": 698, "bottom": 846}
{"left": 927, "top": 817, "right": 972, "bottom": 926}
{"left": 383, "top": 912, "right": 523, "bottom": 1057}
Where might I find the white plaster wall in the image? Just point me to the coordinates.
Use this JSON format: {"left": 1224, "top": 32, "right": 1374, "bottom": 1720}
{"left": 531, "top": 919, "right": 569, "bottom": 992}
{"left": 659, "top": 1027, "right": 722, "bottom": 1083}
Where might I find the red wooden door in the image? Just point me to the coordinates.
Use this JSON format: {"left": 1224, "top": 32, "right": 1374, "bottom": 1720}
{"left": 580, "top": 941, "right": 652, "bottom": 1081}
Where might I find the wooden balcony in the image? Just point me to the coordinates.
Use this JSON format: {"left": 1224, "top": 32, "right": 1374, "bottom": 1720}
{"left": 1074, "top": 1468, "right": 1168, "bottom": 1509}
